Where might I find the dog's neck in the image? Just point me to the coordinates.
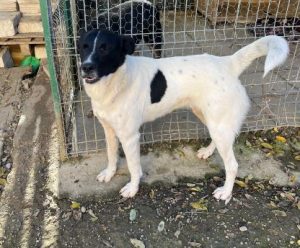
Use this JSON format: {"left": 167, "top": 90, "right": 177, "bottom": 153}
{"left": 83, "top": 61, "right": 128, "bottom": 107}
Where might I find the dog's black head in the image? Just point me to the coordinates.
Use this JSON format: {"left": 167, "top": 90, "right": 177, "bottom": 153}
{"left": 78, "top": 30, "right": 135, "bottom": 84}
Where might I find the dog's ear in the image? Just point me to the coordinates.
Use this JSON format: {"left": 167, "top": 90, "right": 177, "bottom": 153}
{"left": 77, "top": 29, "right": 87, "bottom": 50}
{"left": 121, "top": 36, "right": 135, "bottom": 55}
{"left": 78, "top": 28, "right": 87, "bottom": 39}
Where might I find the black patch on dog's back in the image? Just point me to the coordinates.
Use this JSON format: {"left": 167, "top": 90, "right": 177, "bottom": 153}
{"left": 150, "top": 70, "right": 167, "bottom": 104}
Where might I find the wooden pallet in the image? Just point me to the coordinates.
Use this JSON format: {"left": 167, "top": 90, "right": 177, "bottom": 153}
{"left": 0, "top": 32, "right": 44, "bottom": 45}
{"left": 0, "top": 33, "right": 45, "bottom": 65}
{"left": 197, "top": 0, "right": 300, "bottom": 25}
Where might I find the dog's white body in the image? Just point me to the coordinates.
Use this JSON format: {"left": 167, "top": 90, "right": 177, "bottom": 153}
{"left": 84, "top": 36, "right": 288, "bottom": 203}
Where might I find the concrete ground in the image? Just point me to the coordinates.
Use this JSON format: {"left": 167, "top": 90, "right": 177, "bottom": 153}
{"left": 58, "top": 143, "right": 299, "bottom": 200}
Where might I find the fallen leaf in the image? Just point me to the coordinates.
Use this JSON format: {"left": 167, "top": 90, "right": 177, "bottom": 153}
{"left": 0, "top": 178, "right": 7, "bottom": 186}
{"left": 280, "top": 192, "right": 296, "bottom": 200}
{"left": 218, "top": 208, "right": 229, "bottom": 214}
{"left": 245, "top": 140, "right": 252, "bottom": 147}
{"left": 174, "top": 230, "right": 180, "bottom": 238}
{"left": 274, "top": 148, "right": 285, "bottom": 157}
{"left": 70, "top": 201, "right": 80, "bottom": 209}
{"left": 90, "top": 217, "right": 98, "bottom": 222}
{"left": 297, "top": 201, "right": 300, "bottom": 210}
{"left": 87, "top": 209, "right": 98, "bottom": 221}
{"left": 276, "top": 136, "right": 286, "bottom": 143}
{"left": 235, "top": 180, "right": 247, "bottom": 188}
{"left": 0, "top": 167, "right": 6, "bottom": 177}
{"left": 272, "top": 210, "right": 287, "bottom": 217}
{"left": 177, "top": 149, "right": 185, "bottom": 157}
{"left": 149, "top": 189, "right": 155, "bottom": 199}
{"left": 130, "top": 238, "right": 145, "bottom": 248}
{"left": 297, "top": 240, "right": 300, "bottom": 246}
{"left": 289, "top": 175, "right": 296, "bottom": 184}
{"left": 157, "top": 221, "right": 165, "bottom": 232}
{"left": 188, "top": 242, "right": 201, "bottom": 247}
{"left": 129, "top": 209, "right": 137, "bottom": 222}
{"left": 261, "top": 142, "right": 273, "bottom": 149}
{"left": 190, "top": 199, "right": 208, "bottom": 211}
{"left": 295, "top": 155, "right": 300, "bottom": 161}
{"left": 290, "top": 140, "right": 300, "bottom": 151}
{"left": 267, "top": 201, "right": 277, "bottom": 209}
{"left": 244, "top": 194, "right": 254, "bottom": 200}
{"left": 273, "top": 127, "right": 279, "bottom": 133}
{"left": 256, "top": 182, "right": 265, "bottom": 190}
{"left": 189, "top": 187, "right": 203, "bottom": 192}
{"left": 33, "top": 209, "right": 40, "bottom": 217}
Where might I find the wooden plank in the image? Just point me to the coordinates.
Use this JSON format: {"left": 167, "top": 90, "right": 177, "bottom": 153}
{"left": 0, "top": 32, "right": 43, "bottom": 39}
{"left": 0, "top": 38, "right": 44, "bottom": 45}
{"left": 19, "top": 44, "right": 32, "bottom": 56}
{"left": 0, "top": 12, "right": 21, "bottom": 37}
{"left": 34, "top": 45, "right": 46, "bottom": 59}
{"left": 0, "top": 32, "right": 44, "bottom": 45}
{"left": 197, "top": 0, "right": 300, "bottom": 25}
{"left": 18, "top": 16, "right": 43, "bottom": 33}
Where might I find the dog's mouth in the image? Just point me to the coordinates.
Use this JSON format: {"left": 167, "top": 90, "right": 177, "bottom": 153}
{"left": 82, "top": 75, "right": 99, "bottom": 84}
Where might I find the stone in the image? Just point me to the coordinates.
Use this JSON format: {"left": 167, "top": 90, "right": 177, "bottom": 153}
{"left": 0, "top": 12, "right": 21, "bottom": 37}
{"left": 239, "top": 226, "right": 248, "bottom": 232}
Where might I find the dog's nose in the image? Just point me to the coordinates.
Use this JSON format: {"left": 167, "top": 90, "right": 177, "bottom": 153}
{"left": 81, "top": 62, "right": 95, "bottom": 73}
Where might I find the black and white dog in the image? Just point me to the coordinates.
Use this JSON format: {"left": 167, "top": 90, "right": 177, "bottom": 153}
{"left": 77, "top": 0, "right": 163, "bottom": 58}
{"left": 78, "top": 30, "right": 288, "bottom": 203}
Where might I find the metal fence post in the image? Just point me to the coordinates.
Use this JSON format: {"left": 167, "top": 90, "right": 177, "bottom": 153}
{"left": 39, "top": 0, "right": 67, "bottom": 160}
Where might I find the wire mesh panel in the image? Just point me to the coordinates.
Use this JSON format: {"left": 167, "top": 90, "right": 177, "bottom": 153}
{"left": 48, "top": 0, "right": 300, "bottom": 155}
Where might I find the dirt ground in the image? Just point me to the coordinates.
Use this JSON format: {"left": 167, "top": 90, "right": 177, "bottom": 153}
{"left": 0, "top": 68, "right": 299, "bottom": 248}
{"left": 47, "top": 181, "right": 300, "bottom": 248}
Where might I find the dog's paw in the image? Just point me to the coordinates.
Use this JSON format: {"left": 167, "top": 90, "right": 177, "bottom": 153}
{"left": 197, "top": 146, "right": 214, "bottom": 159}
{"left": 120, "top": 182, "right": 139, "bottom": 198}
{"left": 213, "top": 186, "right": 232, "bottom": 205}
{"left": 96, "top": 168, "right": 116, "bottom": 183}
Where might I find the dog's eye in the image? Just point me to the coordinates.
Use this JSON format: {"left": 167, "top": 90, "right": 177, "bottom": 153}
{"left": 99, "top": 44, "right": 107, "bottom": 51}
{"left": 83, "top": 44, "right": 89, "bottom": 49}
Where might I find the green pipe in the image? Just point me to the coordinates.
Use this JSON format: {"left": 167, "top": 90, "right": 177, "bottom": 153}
{"left": 39, "top": 0, "right": 62, "bottom": 114}
{"left": 39, "top": 0, "right": 67, "bottom": 159}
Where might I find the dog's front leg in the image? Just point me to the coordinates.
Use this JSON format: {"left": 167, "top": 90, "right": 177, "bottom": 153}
{"left": 97, "top": 119, "right": 119, "bottom": 183}
{"left": 119, "top": 132, "right": 142, "bottom": 198}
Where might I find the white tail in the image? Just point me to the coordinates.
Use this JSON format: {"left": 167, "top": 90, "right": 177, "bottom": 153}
{"left": 231, "top": 36, "right": 289, "bottom": 78}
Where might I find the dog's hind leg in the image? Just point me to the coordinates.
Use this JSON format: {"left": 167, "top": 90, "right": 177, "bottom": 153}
{"left": 192, "top": 108, "right": 216, "bottom": 159}
{"left": 197, "top": 141, "right": 216, "bottom": 159}
{"left": 96, "top": 119, "right": 119, "bottom": 183}
{"left": 119, "top": 132, "right": 143, "bottom": 198}
{"left": 208, "top": 124, "right": 238, "bottom": 204}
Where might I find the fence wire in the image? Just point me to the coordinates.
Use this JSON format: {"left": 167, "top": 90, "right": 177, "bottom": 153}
{"left": 48, "top": 0, "right": 300, "bottom": 155}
